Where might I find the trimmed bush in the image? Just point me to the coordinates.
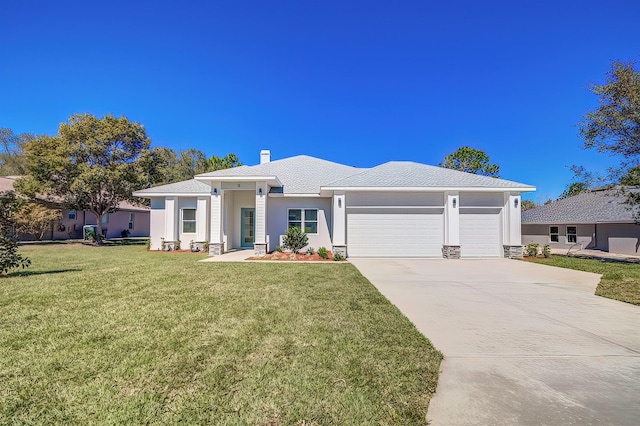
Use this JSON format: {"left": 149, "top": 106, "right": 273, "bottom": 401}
{"left": 282, "top": 226, "right": 308, "bottom": 254}
{"left": 318, "top": 247, "right": 329, "bottom": 259}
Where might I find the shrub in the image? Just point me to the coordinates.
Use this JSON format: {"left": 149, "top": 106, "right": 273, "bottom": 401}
{"left": 282, "top": 226, "right": 308, "bottom": 254}
{"left": 145, "top": 239, "right": 151, "bottom": 250}
{"left": 0, "top": 192, "right": 31, "bottom": 274}
{"left": 121, "top": 229, "right": 131, "bottom": 238}
{"left": 318, "top": 247, "right": 328, "bottom": 259}
{"left": 275, "top": 245, "right": 283, "bottom": 253}
{"left": 542, "top": 244, "right": 551, "bottom": 258}
{"left": 203, "top": 241, "right": 209, "bottom": 252}
{"left": 333, "top": 252, "right": 345, "bottom": 261}
{"left": 306, "top": 247, "right": 315, "bottom": 255}
{"left": 175, "top": 240, "right": 181, "bottom": 251}
{"left": 524, "top": 243, "right": 539, "bottom": 257}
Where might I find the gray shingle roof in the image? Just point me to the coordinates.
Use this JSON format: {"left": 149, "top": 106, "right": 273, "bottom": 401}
{"left": 325, "top": 161, "right": 534, "bottom": 189}
{"left": 522, "top": 189, "right": 636, "bottom": 224}
{"left": 133, "top": 179, "right": 212, "bottom": 196}
{"left": 196, "top": 155, "right": 364, "bottom": 194}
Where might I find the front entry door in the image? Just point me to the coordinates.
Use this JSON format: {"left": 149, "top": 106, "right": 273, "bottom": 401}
{"left": 240, "top": 208, "right": 255, "bottom": 248}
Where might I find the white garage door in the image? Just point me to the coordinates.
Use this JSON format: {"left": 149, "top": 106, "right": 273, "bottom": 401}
{"left": 347, "top": 208, "right": 444, "bottom": 257}
{"left": 460, "top": 209, "right": 502, "bottom": 258}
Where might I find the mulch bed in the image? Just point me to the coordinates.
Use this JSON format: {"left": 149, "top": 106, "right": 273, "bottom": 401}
{"left": 248, "top": 251, "right": 334, "bottom": 261}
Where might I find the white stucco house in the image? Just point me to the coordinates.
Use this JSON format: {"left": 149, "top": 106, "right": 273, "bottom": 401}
{"left": 133, "top": 150, "right": 535, "bottom": 258}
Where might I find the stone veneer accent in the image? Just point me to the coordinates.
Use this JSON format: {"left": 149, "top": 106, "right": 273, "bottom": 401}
{"left": 332, "top": 245, "right": 347, "bottom": 257}
{"left": 254, "top": 243, "right": 268, "bottom": 257}
{"left": 208, "top": 243, "right": 224, "bottom": 256}
{"left": 442, "top": 245, "right": 461, "bottom": 259}
{"left": 503, "top": 245, "right": 523, "bottom": 259}
{"left": 161, "top": 240, "right": 178, "bottom": 251}
{"left": 190, "top": 241, "right": 207, "bottom": 252}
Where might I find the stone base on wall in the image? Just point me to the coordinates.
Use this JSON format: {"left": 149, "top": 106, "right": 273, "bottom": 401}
{"left": 503, "top": 245, "right": 523, "bottom": 259}
{"left": 190, "top": 241, "right": 207, "bottom": 252}
{"left": 161, "top": 240, "right": 179, "bottom": 251}
{"left": 254, "top": 243, "right": 267, "bottom": 257}
{"left": 209, "top": 243, "right": 224, "bottom": 256}
{"left": 442, "top": 245, "right": 461, "bottom": 259}
{"left": 332, "top": 245, "right": 347, "bottom": 257}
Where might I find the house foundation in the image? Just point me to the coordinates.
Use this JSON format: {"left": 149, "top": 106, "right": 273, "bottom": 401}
{"left": 442, "top": 245, "right": 461, "bottom": 259}
{"left": 503, "top": 245, "right": 523, "bottom": 259}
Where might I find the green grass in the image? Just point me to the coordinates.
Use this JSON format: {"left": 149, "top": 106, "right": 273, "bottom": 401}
{"left": 526, "top": 255, "right": 640, "bottom": 306}
{"left": 0, "top": 245, "right": 442, "bottom": 425}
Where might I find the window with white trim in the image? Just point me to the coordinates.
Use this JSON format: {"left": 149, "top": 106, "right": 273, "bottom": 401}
{"left": 182, "top": 209, "right": 196, "bottom": 233}
{"left": 128, "top": 213, "right": 134, "bottom": 230}
{"left": 288, "top": 209, "right": 318, "bottom": 234}
{"left": 566, "top": 226, "right": 577, "bottom": 243}
{"left": 549, "top": 226, "right": 559, "bottom": 242}
{"left": 68, "top": 209, "right": 76, "bottom": 220}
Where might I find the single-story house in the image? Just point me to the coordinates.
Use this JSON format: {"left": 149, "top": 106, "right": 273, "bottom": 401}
{"left": 0, "top": 176, "right": 150, "bottom": 240}
{"left": 522, "top": 188, "right": 640, "bottom": 256}
{"left": 133, "top": 150, "right": 535, "bottom": 258}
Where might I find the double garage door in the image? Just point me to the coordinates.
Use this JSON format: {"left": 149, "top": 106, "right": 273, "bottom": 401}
{"left": 347, "top": 208, "right": 501, "bottom": 258}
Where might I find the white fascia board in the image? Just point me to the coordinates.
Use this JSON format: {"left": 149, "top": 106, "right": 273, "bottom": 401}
{"left": 321, "top": 186, "right": 536, "bottom": 192}
{"left": 132, "top": 192, "right": 211, "bottom": 198}
{"left": 524, "top": 220, "right": 633, "bottom": 225}
{"left": 194, "top": 175, "right": 283, "bottom": 186}
{"left": 267, "top": 193, "right": 323, "bottom": 198}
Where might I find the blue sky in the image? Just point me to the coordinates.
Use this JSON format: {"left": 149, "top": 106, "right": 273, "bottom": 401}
{"left": 1, "top": 0, "right": 638, "bottom": 201}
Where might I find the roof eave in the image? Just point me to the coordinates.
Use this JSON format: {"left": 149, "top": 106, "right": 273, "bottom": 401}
{"left": 321, "top": 186, "right": 536, "bottom": 192}
{"left": 132, "top": 192, "right": 211, "bottom": 198}
{"left": 194, "top": 175, "right": 283, "bottom": 187}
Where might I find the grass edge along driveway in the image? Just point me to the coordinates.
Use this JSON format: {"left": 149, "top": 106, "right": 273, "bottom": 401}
{"left": 525, "top": 255, "right": 640, "bottom": 306}
{"left": 1, "top": 244, "right": 442, "bottom": 425}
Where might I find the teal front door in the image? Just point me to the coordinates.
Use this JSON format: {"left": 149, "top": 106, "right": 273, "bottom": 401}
{"left": 240, "top": 208, "right": 255, "bottom": 248}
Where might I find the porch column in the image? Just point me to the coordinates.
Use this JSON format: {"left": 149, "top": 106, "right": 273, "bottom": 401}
{"left": 209, "top": 181, "right": 224, "bottom": 255}
{"left": 164, "top": 197, "right": 178, "bottom": 247}
{"left": 196, "top": 196, "right": 209, "bottom": 246}
{"left": 503, "top": 192, "right": 523, "bottom": 258}
{"left": 443, "top": 191, "right": 460, "bottom": 258}
{"left": 254, "top": 181, "right": 268, "bottom": 256}
{"left": 332, "top": 191, "right": 347, "bottom": 257}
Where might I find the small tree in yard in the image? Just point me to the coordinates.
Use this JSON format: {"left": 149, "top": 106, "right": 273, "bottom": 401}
{"left": 282, "top": 226, "right": 308, "bottom": 254}
{"left": 0, "top": 191, "right": 30, "bottom": 274}
{"left": 14, "top": 203, "right": 62, "bottom": 240}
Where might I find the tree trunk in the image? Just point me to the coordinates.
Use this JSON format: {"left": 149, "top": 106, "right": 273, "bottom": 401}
{"left": 93, "top": 211, "right": 105, "bottom": 245}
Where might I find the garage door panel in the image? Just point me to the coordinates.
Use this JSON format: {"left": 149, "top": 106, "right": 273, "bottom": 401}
{"left": 347, "top": 209, "right": 443, "bottom": 257}
{"left": 460, "top": 209, "right": 501, "bottom": 258}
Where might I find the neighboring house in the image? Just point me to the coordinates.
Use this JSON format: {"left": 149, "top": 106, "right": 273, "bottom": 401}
{"left": 0, "top": 176, "right": 150, "bottom": 240}
{"left": 522, "top": 188, "right": 640, "bottom": 256}
{"left": 133, "top": 150, "right": 535, "bottom": 258}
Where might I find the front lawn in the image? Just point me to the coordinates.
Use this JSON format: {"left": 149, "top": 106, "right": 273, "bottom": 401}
{"left": 526, "top": 255, "right": 640, "bottom": 306}
{"left": 1, "top": 245, "right": 442, "bottom": 425}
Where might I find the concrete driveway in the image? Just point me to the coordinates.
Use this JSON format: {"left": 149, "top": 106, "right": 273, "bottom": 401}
{"left": 350, "top": 258, "right": 640, "bottom": 425}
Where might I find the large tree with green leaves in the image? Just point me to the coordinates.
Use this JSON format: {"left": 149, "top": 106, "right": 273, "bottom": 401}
{"left": 579, "top": 60, "right": 640, "bottom": 159}
{"left": 577, "top": 60, "right": 640, "bottom": 216}
{"left": 439, "top": 146, "right": 500, "bottom": 177}
{"left": 17, "top": 114, "right": 151, "bottom": 241}
{"left": 147, "top": 147, "right": 242, "bottom": 185}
